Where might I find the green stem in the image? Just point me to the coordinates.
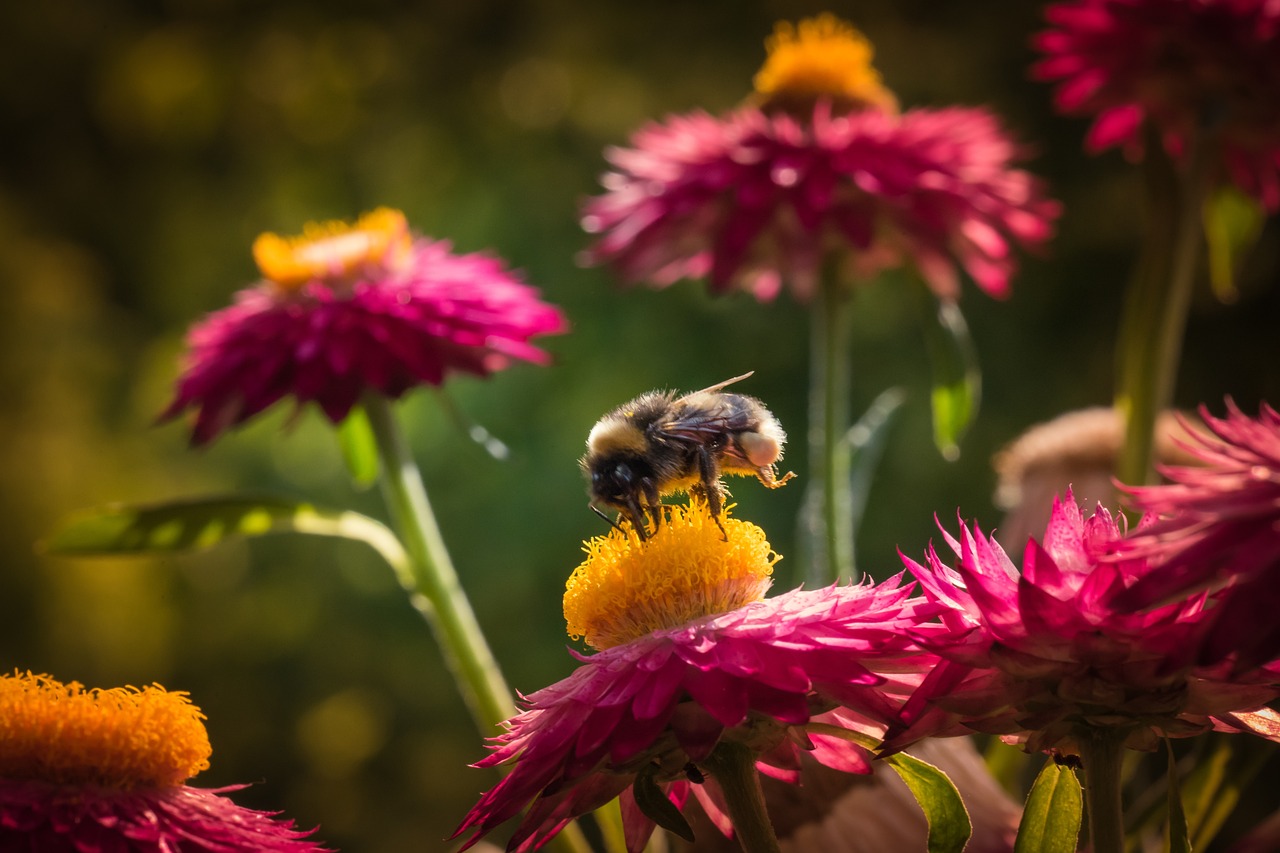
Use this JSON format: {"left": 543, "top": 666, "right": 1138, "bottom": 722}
{"left": 806, "top": 265, "right": 855, "bottom": 584}
{"left": 364, "top": 396, "right": 596, "bottom": 853}
{"left": 702, "top": 741, "right": 782, "bottom": 853}
{"left": 365, "top": 394, "right": 517, "bottom": 731}
{"left": 1113, "top": 125, "right": 1217, "bottom": 487}
{"left": 1078, "top": 730, "right": 1126, "bottom": 853}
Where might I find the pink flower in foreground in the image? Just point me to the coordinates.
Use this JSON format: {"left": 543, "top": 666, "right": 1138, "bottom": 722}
{"left": 884, "top": 493, "right": 1280, "bottom": 758}
{"left": 163, "top": 208, "right": 567, "bottom": 445}
{"left": 453, "top": 504, "right": 936, "bottom": 852}
{"left": 581, "top": 15, "right": 1059, "bottom": 303}
{"left": 0, "top": 672, "right": 326, "bottom": 851}
{"left": 1110, "top": 401, "right": 1280, "bottom": 666}
{"left": 1032, "top": 0, "right": 1280, "bottom": 209}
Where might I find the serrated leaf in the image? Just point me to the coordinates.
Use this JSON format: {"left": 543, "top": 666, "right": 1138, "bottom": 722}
{"left": 337, "top": 405, "right": 380, "bottom": 487}
{"left": 632, "top": 765, "right": 694, "bottom": 842}
{"left": 1014, "top": 760, "right": 1082, "bottom": 853}
{"left": 1166, "top": 740, "right": 1192, "bottom": 853}
{"left": 886, "top": 752, "right": 972, "bottom": 853}
{"left": 918, "top": 297, "right": 981, "bottom": 461}
{"left": 1202, "top": 185, "right": 1264, "bottom": 303}
{"left": 42, "top": 496, "right": 411, "bottom": 586}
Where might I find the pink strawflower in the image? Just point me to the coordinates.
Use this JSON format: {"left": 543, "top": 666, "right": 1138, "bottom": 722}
{"left": 582, "top": 15, "right": 1058, "bottom": 302}
{"left": 884, "top": 493, "right": 1280, "bottom": 758}
{"left": 163, "top": 208, "right": 567, "bottom": 445}
{"left": 1032, "top": 0, "right": 1280, "bottom": 210}
{"left": 0, "top": 672, "right": 327, "bottom": 851}
{"left": 452, "top": 504, "right": 937, "bottom": 852}
{"left": 1110, "top": 400, "right": 1280, "bottom": 665}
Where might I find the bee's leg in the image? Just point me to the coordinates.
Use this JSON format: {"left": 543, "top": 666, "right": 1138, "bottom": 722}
{"left": 695, "top": 447, "right": 728, "bottom": 540}
{"left": 756, "top": 465, "right": 797, "bottom": 489}
{"left": 624, "top": 495, "right": 649, "bottom": 541}
{"left": 640, "top": 477, "right": 662, "bottom": 536}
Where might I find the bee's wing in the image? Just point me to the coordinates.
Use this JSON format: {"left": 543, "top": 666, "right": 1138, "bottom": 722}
{"left": 682, "top": 371, "right": 754, "bottom": 398}
{"left": 657, "top": 392, "right": 757, "bottom": 447}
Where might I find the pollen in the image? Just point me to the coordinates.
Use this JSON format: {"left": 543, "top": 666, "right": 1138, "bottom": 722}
{"left": 0, "top": 671, "right": 212, "bottom": 789}
{"left": 752, "top": 14, "right": 897, "bottom": 113}
{"left": 563, "top": 502, "right": 779, "bottom": 650}
{"left": 253, "top": 207, "right": 413, "bottom": 290}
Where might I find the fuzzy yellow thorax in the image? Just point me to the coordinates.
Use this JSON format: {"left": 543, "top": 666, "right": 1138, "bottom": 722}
{"left": 253, "top": 206, "right": 412, "bottom": 290}
{"left": 564, "top": 503, "right": 779, "bottom": 651}
{"left": 752, "top": 14, "right": 897, "bottom": 114}
{"left": 0, "top": 671, "right": 212, "bottom": 789}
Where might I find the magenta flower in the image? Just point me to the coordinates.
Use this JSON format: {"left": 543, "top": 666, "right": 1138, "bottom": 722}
{"left": 163, "top": 208, "right": 567, "bottom": 445}
{"left": 452, "top": 504, "right": 937, "bottom": 852}
{"left": 0, "top": 672, "right": 326, "bottom": 851}
{"left": 582, "top": 16, "right": 1059, "bottom": 302}
{"left": 1032, "top": 0, "right": 1280, "bottom": 210}
{"left": 885, "top": 493, "right": 1280, "bottom": 757}
{"left": 1111, "top": 401, "right": 1280, "bottom": 666}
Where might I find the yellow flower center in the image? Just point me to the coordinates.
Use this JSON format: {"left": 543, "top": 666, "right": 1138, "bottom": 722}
{"left": 0, "top": 672, "right": 212, "bottom": 789}
{"left": 252, "top": 207, "right": 413, "bottom": 291}
{"left": 752, "top": 14, "right": 897, "bottom": 113}
{"left": 563, "top": 503, "right": 779, "bottom": 651}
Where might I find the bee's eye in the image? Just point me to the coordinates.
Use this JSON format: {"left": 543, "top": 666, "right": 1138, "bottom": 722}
{"left": 612, "top": 462, "right": 633, "bottom": 485}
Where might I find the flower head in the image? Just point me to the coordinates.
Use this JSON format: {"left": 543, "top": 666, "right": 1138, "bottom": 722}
{"left": 885, "top": 493, "right": 1280, "bottom": 757}
{"left": 0, "top": 671, "right": 326, "bottom": 851}
{"left": 453, "top": 503, "right": 936, "bottom": 852}
{"left": 582, "top": 16, "right": 1059, "bottom": 303}
{"left": 1110, "top": 400, "right": 1280, "bottom": 665}
{"left": 163, "top": 208, "right": 567, "bottom": 445}
{"left": 1032, "top": 0, "right": 1280, "bottom": 209}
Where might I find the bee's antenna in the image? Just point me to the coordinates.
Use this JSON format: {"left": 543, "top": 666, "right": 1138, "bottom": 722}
{"left": 589, "top": 504, "right": 628, "bottom": 535}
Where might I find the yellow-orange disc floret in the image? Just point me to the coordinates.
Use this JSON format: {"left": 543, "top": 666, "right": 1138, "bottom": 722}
{"left": 0, "top": 672, "right": 212, "bottom": 789}
{"left": 564, "top": 502, "right": 779, "bottom": 650}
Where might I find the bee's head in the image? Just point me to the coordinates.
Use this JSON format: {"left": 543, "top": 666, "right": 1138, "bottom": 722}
{"left": 588, "top": 455, "right": 644, "bottom": 506}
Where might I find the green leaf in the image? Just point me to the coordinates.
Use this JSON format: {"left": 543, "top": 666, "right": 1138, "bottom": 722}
{"left": 1166, "top": 740, "right": 1192, "bottom": 853}
{"left": 632, "top": 765, "right": 694, "bottom": 842}
{"left": 1202, "top": 185, "right": 1264, "bottom": 303}
{"left": 886, "top": 752, "right": 972, "bottom": 853}
{"left": 846, "top": 387, "right": 906, "bottom": 556}
{"left": 42, "top": 496, "right": 412, "bottom": 588}
{"left": 1014, "top": 760, "right": 1082, "bottom": 853}
{"left": 918, "top": 297, "right": 981, "bottom": 461}
{"left": 337, "top": 405, "right": 380, "bottom": 487}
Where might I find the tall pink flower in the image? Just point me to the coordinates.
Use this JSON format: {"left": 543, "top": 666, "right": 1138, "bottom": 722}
{"left": 0, "top": 672, "right": 326, "bottom": 851}
{"left": 452, "top": 504, "right": 937, "bottom": 852}
{"left": 1110, "top": 400, "right": 1280, "bottom": 666}
{"left": 163, "top": 208, "right": 567, "bottom": 445}
{"left": 1032, "top": 0, "right": 1280, "bottom": 209}
{"left": 581, "top": 15, "right": 1059, "bottom": 303}
{"left": 885, "top": 493, "right": 1280, "bottom": 758}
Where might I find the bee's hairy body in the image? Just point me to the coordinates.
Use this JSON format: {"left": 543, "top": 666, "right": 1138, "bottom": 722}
{"left": 581, "top": 374, "right": 794, "bottom": 539}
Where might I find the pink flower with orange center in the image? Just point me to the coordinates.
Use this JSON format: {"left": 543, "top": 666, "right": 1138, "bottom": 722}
{"left": 1032, "top": 0, "right": 1280, "bottom": 209}
{"left": 582, "top": 15, "right": 1059, "bottom": 302}
{"left": 0, "top": 672, "right": 326, "bottom": 851}
{"left": 452, "top": 504, "right": 938, "bottom": 852}
{"left": 163, "top": 208, "right": 567, "bottom": 445}
{"left": 884, "top": 493, "right": 1280, "bottom": 758}
{"left": 1110, "top": 400, "right": 1280, "bottom": 666}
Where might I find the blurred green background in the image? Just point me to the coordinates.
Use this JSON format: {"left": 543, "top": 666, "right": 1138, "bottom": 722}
{"left": 2, "top": 0, "right": 1276, "bottom": 850}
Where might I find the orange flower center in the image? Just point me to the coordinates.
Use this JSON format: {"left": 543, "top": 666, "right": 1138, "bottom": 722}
{"left": 752, "top": 14, "right": 897, "bottom": 114}
{"left": 563, "top": 502, "right": 778, "bottom": 650}
{"left": 0, "top": 671, "right": 212, "bottom": 789}
{"left": 252, "top": 207, "right": 413, "bottom": 291}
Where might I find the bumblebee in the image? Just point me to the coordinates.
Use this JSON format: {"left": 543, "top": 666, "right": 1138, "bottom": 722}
{"left": 581, "top": 372, "right": 795, "bottom": 540}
